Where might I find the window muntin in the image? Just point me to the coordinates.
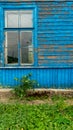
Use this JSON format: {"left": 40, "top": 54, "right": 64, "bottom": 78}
{"left": 4, "top": 10, "right": 34, "bottom": 66}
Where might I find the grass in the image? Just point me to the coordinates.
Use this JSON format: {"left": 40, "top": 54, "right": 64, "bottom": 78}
{"left": 0, "top": 97, "right": 73, "bottom": 130}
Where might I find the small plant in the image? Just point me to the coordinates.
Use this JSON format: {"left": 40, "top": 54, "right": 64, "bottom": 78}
{"left": 14, "top": 73, "right": 39, "bottom": 98}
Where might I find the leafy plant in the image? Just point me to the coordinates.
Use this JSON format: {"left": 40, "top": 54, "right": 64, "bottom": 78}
{"left": 14, "top": 73, "right": 39, "bottom": 98}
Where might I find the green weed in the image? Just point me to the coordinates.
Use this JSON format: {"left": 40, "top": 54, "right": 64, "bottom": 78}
{"left": 14, "top": 73, "right": 39, "bottom": 98}
{"left": 0, "top": 102, "right": 73, "bottom": 130}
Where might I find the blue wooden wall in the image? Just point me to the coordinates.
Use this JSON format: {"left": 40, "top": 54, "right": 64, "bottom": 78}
{"left": 0, "top": 1, "right": 73, "bottom": 88}
{"left": 37, "top": 1, "right": 73, "bottom": 67}
{"left": 0, "top": 68, "right": 73, "bottom": 88}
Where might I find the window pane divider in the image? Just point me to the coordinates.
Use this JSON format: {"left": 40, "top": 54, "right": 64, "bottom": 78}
{"left": 4, "top": 27, "right": 34, "bottom": 30}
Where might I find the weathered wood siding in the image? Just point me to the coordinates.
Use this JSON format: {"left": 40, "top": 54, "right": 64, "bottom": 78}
{"left": 37, "top": 1, "right": 73, "bottom": 67}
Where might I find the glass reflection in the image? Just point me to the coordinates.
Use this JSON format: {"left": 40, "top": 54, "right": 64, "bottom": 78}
{"left": 21, "top": 47, "right": 33, "bottom": 64}
{"left": 5, "top": 11, "right": 19, "bottom": 28}
{"left": 20, "top": 11, "right": 33, "bottom": 28}
{"left": 5, "top": 31, "right": 18, "bottom": 64}
{"left": 7, "top": 47, "right": 18, "bottom": 64}
{"left": 20, "top": 31, "right": 33, "bottom": 64}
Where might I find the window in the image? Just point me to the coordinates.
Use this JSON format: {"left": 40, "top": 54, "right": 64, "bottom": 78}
{"left": 4, "top": 10, "right": 34, "bottom": 65}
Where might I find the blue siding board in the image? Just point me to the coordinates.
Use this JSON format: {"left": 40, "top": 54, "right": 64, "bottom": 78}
{"left": 0, "top": 68, "right": 73, "bottom": 88}
{"left": 37, "top": 1, "right": 73, "bottom": 67}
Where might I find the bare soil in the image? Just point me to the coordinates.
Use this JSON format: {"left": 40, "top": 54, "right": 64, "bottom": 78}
{"left": 0, "top": 89, "right": 73, "bottom": 105}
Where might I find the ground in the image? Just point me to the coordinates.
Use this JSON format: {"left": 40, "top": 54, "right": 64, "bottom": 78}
{"left": 0, "top": 89, "right": 73, "bottom": 105}
{"left": 0, "top": 89, "right": 73, "bottom": 130}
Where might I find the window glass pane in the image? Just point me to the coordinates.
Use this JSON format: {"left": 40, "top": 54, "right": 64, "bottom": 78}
{"left": 6, "top": 31, "right": 18, "bottom": 47}
{"left": 7, "top": 47, "right": 18, "bottom": 64}
{"left": 20, "top": 10, "right": 33, "bottom": 28}
{"left": 20, "top": 31, "right": 33, "bottom": 64}
{"left": 5, "top": 11, "right": 19, "bottom": 28}
{"left": 5, "top": 10, "right": 33, "bottom": 28}
{"left": 20, "top": 31, "right": 32, "bottom": 47}
{"left": 5, "top": 31, "right": 18, "bottom": 64}
{"left": 21, "top": 47, "right": 33, "bottom": 64}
